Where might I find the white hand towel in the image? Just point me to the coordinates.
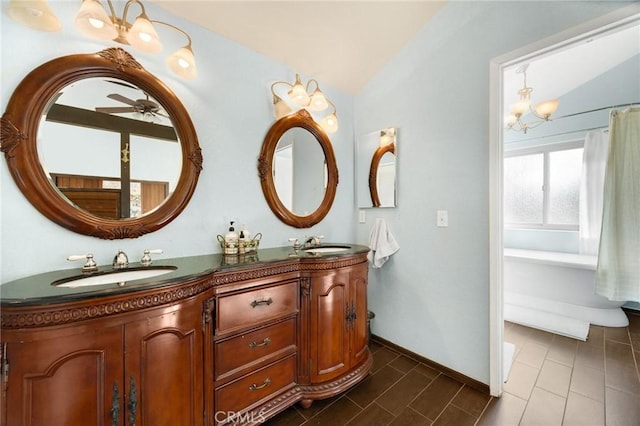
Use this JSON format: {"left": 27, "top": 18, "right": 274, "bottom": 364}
{"left": 367, "top": 218, "right": 400, "bottom": 268}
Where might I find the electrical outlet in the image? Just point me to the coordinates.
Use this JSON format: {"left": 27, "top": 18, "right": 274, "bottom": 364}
{"left": 359, "top": 210, "right": 366, "bottom": 223}
{"left": 437, "top": 210, "right": 448, "bottom": 227}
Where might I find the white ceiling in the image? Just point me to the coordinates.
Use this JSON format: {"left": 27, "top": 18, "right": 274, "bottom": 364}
{"left": 151, "top": 1, "right": 638, "bottom": 100}
{"left": 151, "top": 0, "right": 446, "bottom": 94}
{"left": 503, "top": 23, "right": 640, "bottom": 116}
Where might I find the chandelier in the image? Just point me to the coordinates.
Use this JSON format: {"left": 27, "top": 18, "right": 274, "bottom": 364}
{"left": 7, "top": 0, "right": 197, "bottom": 79}
{"left": 270, "top": 74, "right": 338, "bottom": 134}
{"left": 506, "top": 64, "right": 559, "bottom": 133}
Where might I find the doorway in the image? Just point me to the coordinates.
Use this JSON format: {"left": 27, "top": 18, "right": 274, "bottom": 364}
{"left": 489, "top": 6, "right": 640, "bottom": 396}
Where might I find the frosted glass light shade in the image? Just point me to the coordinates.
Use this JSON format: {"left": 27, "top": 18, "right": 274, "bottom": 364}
{"left": 288, "top": 75, "right": 310, "bottom": 106}
{"left": 8, "top": 0, "right": 62, "bottom": 32}
{"left": 273, "top": 95, "right": 292, "bottom": 119}
{"left": 320, "top": 113, "right": 338, "bottom": 134}
{"left": 74, "top": 0, "right": 116, "bottom": 40}
{"left": 166, "top": 46, "right": 197, "bottom": 79}
{"left": 127, "top": 14, "right": 162, "bottom": 53}
{"left": 535, "top": 100, "right": 559, "bottom": 119}
{"left": 308, "top": 88, "right": 329, "bottom": 111}
{"left": 510, "top": 99, "right": 530, "bottom": 116}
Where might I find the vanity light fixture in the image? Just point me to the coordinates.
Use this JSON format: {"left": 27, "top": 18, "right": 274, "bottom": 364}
{"left": 7, "top": 0, "right": 62, "bottom": 32}
{"left": 74, "top": 0, "right": 197, "bottom": 79}
{"left": 271, "top": 74, "right": 339, "bottom": 134}
{"left": 506, "top": 64, "right": 559, "bottom": 133}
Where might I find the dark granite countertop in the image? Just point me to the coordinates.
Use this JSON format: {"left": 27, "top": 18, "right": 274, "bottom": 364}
{"left": 0, "top": 244, "right": 369, "bottom": 306}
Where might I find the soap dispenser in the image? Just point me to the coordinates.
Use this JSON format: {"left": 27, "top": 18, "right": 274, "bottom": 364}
{"left": 224, "top": 221, "right": 239, "bottom": 254}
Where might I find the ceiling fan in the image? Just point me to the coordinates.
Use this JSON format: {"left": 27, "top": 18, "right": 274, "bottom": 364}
{"left": 95, "top": 93, "right": 169, "bottom": 121}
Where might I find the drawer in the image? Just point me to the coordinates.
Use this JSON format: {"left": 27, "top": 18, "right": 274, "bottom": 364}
{"left": 215, "top": 318, "right": 296, "bottom": 380}
{"left": 217, "top": 280, "right": 298, "bottom": 334}
{"left": 215, "top": 354, "right": 296, "bottom": 418}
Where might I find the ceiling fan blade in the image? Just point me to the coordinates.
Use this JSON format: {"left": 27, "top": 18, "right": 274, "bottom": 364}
{"left": 96, "top": 107, "right": 136, "bottom": 113}
{"left": 107, "top": 93, "right": 137, "bottom": 106}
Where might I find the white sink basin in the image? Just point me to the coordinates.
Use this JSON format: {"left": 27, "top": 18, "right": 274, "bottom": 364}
{"left": 53, "top": 266, "right": 177, "bottom": 288}
{"left": 303, "top": 245, "right": 351, "bottom": 254}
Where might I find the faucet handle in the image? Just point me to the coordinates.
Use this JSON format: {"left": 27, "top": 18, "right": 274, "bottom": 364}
{"left": 141, "top": 249, "right": 163, "bottom": 266}
{"left": 288, "top": 238, "right": 301, "bottom": 250}
{"left": 67, "top": 253, "right": 98, "bottom": 272}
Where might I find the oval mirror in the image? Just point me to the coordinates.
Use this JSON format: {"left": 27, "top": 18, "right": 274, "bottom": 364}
{"left": 356, "top": 127, "right": 398, "bottom": 208}
{"left": 258, "top": 110, "right": 338, "bottom": 228}
{"left": 1, "top": 49, "right": 202, "bottom": 239}
{"left": 369, "top": 143, "right": 396, "bottom": 207}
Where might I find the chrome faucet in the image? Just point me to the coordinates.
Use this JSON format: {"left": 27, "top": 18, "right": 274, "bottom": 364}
{"left": 304, "top": 235, "right": 324, "bottom": 247}
{"left": 113, "top": 249, "right": 129, "bottom": 269}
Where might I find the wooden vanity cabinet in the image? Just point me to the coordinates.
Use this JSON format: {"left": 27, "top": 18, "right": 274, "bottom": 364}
{"left": 211, "top": 275, "right": 300, "bottom": 425}
{"left": 307, "top": 263, "right": 369, "bottom": 384}
{"left": 1, "top": 291, "right": 207, "bottom": 426}
{"left": 1, "top": 249, "right": 373, "bottom": 426}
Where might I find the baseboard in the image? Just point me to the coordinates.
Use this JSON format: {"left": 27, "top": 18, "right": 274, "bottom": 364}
{"left": 370, "top": 334, "right": 490, "bottom": 395}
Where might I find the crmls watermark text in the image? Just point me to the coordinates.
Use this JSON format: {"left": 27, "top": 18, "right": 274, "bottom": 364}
{"left": 215, "top": 409, "right": 267, "bottom": 424}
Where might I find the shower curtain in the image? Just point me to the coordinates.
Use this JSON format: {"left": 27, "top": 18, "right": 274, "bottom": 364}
{"left": 595, "top": 107, "right": 640, "bottom": 302}
{"left": 579, "top": 130, "right": 609, "bottom": 255}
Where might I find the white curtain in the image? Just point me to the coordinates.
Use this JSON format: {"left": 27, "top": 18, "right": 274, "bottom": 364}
{"left": 595, "top": 107, "right": 640, "bottom": 302}
{"left": 579, "top": 129, "right": 609, "bottom": 255}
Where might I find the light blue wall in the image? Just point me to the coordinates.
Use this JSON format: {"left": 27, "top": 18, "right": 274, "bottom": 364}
{"left": 0, "top": 1, "right": 356, "bottom": 283}
{"left": 354, "top": 1, "right": 632, "bottom": 384}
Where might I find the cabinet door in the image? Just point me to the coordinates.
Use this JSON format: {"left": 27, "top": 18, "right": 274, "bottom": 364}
{"left": 349, "top": 265, "right": 369, "bottom": 368}
{"left": 309, "top": 271, "right": 351, "bottom": 383}
{"left": 124, "top": 298, "right": 204, "bottom": 426}
{"left": 4, "top": 325, "right": 123, "bottom": 426}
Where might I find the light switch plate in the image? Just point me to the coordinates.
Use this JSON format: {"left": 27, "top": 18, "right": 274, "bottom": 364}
{"left": 437, "top": 210, "right": 448, "bottom": 227}
{"left": 359, "top": 210, "right": 366, "bottom": 223}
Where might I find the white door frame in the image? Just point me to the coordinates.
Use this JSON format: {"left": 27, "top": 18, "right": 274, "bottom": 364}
{"left": 488, "top": 3, "right": 640, "bottom": 396}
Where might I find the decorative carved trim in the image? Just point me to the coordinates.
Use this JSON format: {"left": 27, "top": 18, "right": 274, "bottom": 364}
{"left": 257, "top": 156, "right": 269, "bottom": 181}
{"left": 300, "top": 278, "right": 311, "bottom": 298}
{"left": 97, "top": 47, "right": 143, "bottom": 72}
{"left": 1, "top": 277, "right": 215, "bottom": 329}
{"left": 189, "top": 147, "right": 203, "bottom": 172}
{"left": 212, "top": 263, "right": 301, "bottom": 285}
{"left": 0, "top": 114, "right": 25, "bottom": 158}
{"left": 90, "top": 224, "right": 150, "bottom": 240}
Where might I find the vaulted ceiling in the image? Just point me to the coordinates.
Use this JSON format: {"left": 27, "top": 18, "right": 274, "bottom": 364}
{"left": 151, "top": 1, "right": 446, "bottom": 94}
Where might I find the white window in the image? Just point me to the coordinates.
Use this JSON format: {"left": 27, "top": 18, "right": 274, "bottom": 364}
{"left": 504, "top": 142, "right": 584, "bottom": 230}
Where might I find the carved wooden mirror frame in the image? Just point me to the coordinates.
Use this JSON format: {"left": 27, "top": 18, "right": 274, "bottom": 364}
{"left": 258, "top": 109, "right": 339, "bottom": 228}
{"left": 368, "top": 143, "right": 396, "bottom": 207}
{"left": 0, "top": 48, "right": 203, "bottom": 239}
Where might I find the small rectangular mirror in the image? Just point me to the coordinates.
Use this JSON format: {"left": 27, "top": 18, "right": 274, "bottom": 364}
{"left": 356, "top": 127, "right": 397, "bottom": 208}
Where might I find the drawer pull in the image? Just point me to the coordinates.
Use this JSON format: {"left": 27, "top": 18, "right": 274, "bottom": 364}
{"left": 248, "top": 337, "right": 271, "bottom": 348}
{"left": 248, "top": 377, "right": 271, "bottom": 391}
{"left": 250, "top": 297, "right": 273, "bottom": 308}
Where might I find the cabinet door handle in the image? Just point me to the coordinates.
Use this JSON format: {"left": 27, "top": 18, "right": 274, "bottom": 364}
{"left": 250, "top": 297, "right": 273, "bottom": 308}
{"left": 127, "top": 376, "right": 137, "bottom": 426}
{"left": 248, "top": 337, "right": 271, "bottom": 348}
{"left": 248, "top": 377, "right": 271, "bottom": 391}
{"left": 345, "top": 302, "right": 350, "bottom": 330}
{"left": 111, "top": 381, "right": 120, "bottom": 426}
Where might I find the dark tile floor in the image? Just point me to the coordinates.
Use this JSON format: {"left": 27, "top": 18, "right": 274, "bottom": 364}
{"left": 265, "top": 310, "right": 640, "bottom": 426}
